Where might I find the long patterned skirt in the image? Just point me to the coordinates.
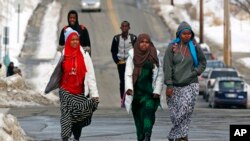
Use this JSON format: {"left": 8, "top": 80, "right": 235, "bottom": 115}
{"left": 59, "top": 88, "right": 99, "bottom": 139}
{"left": 167, "top": 83, "right": 199, "bottom": 139}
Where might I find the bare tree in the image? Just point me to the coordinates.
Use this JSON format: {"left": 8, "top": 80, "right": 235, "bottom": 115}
{"left": 231, "top": 0, "right": 250, "bottom": 15}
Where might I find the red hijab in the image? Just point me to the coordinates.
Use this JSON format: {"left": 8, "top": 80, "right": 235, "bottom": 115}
{"left": 60, "top": 32, "right": 87, "bottom": 94}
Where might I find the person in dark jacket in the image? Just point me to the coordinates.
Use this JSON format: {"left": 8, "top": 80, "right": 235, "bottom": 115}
{"left": 163, "top": 21, "right": 206, "bottom": 141}
{"left": 111, "top": 21, "right": 137, "bottom": 107}
{"left": 59, "top": 10, "right": 91, "bottom": 54}
{"left": 7, "top": 62, "right": 14, "bottom": 77}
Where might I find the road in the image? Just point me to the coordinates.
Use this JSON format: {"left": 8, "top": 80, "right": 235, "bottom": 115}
{"left": 8, "top": 0, "right": 250, "bottom": 141}
{"left": 56, "top": 0, "right": 171, "bottom": 108}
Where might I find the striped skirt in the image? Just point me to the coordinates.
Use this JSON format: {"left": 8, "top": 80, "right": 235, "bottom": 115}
{"left": 59, "top": 88, "right": 99, "bottom": 138}
{"left": 167, "top": 83, "right": 199, "bottom": 139}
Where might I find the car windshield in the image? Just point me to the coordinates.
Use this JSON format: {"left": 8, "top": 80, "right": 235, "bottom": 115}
{"left": 210, "top": 71, "right": 238, "bottom": 78}
{"left": 219, "top": 81, "right": 244, "bottom": 90}
{"left": 207, "top": 61, "right": 224, "bottom": 68}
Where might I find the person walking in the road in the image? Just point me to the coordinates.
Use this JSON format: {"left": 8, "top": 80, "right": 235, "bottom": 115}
{"left": 59, "top": 10, "right": 91, "bottom": 54}
{"left": 124, "top": 33, "right": 163, "bottom": 141}
{"left": 45, "top": 27, "right": 99, "bottom": 141}
{"left": 163, "top": 21, "right": 206, "bottom": 141}
{"left": 111, "top": 21, "right": 137, "bottom": 107}
{"left": 7, "top": 62, "right": 15, "bottom": 77}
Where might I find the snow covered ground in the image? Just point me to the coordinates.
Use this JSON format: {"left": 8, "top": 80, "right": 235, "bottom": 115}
{"left": 0, "top": 0, "right": 60, "bottom": 140}
{"left": 158, "top": 0, "right": 250, "bottom": 108}
{"left": 159, "top": 0, "right": 250, "bottom": 67}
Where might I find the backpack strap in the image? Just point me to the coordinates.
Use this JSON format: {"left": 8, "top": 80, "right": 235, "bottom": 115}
{"left": 129, "top": 34, "right": 136, "bottom": 46}
{"left": 114, "top": 34, "right": 121, "bottom": 43}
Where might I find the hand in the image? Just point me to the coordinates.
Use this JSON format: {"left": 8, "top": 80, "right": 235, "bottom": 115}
{"left": 153, "top": 93, "right": 160, "bottom": 99}
{"left": 92, "top": 97, "right": 99, "bottom": 102}
{"left": 166, "top": 88, "right": 173, "bottom": 97}
{"left": 125, "top": 89, "right": 133, "bottom": 96}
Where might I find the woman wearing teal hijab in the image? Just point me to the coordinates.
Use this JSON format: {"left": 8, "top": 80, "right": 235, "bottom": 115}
{"left": 163, "top": 21, "right": 206, "bottom": 141}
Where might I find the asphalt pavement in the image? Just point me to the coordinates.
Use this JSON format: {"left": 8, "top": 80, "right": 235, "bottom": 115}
{"left": 10, "top": 100, "right": 250, "bottom": 141}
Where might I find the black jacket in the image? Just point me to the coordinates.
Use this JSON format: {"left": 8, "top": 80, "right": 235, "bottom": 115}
{"left": 59, "top": 10, "right": 91, "bottom": 47}
{"left": 111, "top": 34, "right": 137, "bottom": 63}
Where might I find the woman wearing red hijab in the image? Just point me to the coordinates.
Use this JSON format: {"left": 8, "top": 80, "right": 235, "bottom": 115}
{"left": 45, "top": 27, "right": 99, "bottom": 141}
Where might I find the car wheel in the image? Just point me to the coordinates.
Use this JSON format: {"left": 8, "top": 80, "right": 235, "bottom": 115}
{"left": 211, "top": 98, "right": 217, "bottom": 108}
{"left": 203, "top": 92, "right": 206, "bottom": 99}
{"left": 241, "top": 104, "right": 247, "bottom": 109}
{"left": 208, "top": 100, "right": 212, "bottom": 108}
{"left": 205, "top": 94, "right": 209, "bottom": 102}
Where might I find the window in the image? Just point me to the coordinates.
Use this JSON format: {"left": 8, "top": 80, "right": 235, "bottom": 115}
{"left": 210, "top": 71, "right": 238, "bottom": 79}
{"left": 219, "top": 81, "right": 244, "bottom": 90}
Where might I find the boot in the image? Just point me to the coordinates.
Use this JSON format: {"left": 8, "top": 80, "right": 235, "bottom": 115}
{"left": 62, "top": 137, "right": 68, "bottom": 141}
{"left": 168, "top": 139, "right": 181, "bottom": 141}
{"left": 144, "top": 133, "right": 151, "bottom": 141}
{"left": 180, "top": 136, "right": 188, "bottom": 141}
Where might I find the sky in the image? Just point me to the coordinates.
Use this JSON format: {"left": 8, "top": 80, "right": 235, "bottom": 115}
{"left": 0, "top": 0, "right": 250, "bottom": 140}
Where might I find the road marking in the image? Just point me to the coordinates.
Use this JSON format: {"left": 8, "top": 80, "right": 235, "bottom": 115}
{"left": 106, "top": 0, "right": 120, "bottom": 34}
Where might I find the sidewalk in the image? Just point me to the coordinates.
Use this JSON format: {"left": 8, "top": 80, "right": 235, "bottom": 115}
{"left": 0, "top": 108, "right": 9, "bottom": 114}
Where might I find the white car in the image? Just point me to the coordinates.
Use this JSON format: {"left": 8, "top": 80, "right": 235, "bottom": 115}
{"left": 81, "top": 0, "right": 101, "bottom": 12}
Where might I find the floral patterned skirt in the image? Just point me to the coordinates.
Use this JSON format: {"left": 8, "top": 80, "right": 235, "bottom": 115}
{"left": 167, "top": 83, "right": 199, "bottom": 139}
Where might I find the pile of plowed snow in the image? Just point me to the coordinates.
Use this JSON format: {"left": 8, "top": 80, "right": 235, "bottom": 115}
{"left": 0, "top": 74, "right": 59, "bottom": 108}
{"left": 0, "top": 113, "right": 32, "bottom": 141}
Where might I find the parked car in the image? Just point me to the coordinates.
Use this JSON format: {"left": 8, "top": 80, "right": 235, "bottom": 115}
{"left": 81, "top": 0, "right": 101, "bottom": 12}
{"left": 203, "top": 51, "right": 216, "bottom": 60}
{"left": 203, "top": 68, "right": 239, "bottom": 101}
{"left": 206, "top": 60, "right": 225, "bottom": 69}
{"left": 199, "top": 60, "right": 225, "bottom": 94}
{"left": 208, "top": 77, "right": 248, "bottom": 108}
{"left": 199, "top": 69, "right": 210, "bottom": 95}
{"left": 200, "top": 43, "right": 211, "bottom": 52}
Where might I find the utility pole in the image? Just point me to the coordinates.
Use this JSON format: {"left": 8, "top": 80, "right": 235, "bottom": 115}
{"left": 171, "top": 0, "right": 174, "bottom": 6}
{"left": 199, "top": 0, "right": 204, "bottom": 43}
{"left": 17, "top": 3, "right": 20, "bottom": 43}
{"left": 224, "top": 0, "right": 232, "bottom": 67}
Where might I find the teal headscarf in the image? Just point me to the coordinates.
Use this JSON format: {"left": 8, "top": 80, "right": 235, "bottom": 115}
{"left": 171, "top": 22, "right": 198, "bottom": 67}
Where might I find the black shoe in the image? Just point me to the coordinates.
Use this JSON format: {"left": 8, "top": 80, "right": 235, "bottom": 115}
{"left": 180, "top": 136, "right": 188, "bottom": 141}
{"left": 168, "top": 139, "right": 181, "bottom": 141}
{"left": 62, "top": 137, "right": 68, "bottom": 141}
{"left": 144, "top": 133, "right": 151, "bottom": 141}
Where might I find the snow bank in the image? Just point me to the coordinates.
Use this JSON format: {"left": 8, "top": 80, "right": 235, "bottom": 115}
{"left": 0, "top": 74, "right": 58, "bottom": 107}
{"left": 0, "top": 113, "right": 31, "bottom": 141}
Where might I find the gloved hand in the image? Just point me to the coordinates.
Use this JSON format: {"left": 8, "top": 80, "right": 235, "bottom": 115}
{"left": 92, "top": 97, "right": 99, "bottom": 102}
{"left": 83, "top": 46, "right": 91, "bottom": 54}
